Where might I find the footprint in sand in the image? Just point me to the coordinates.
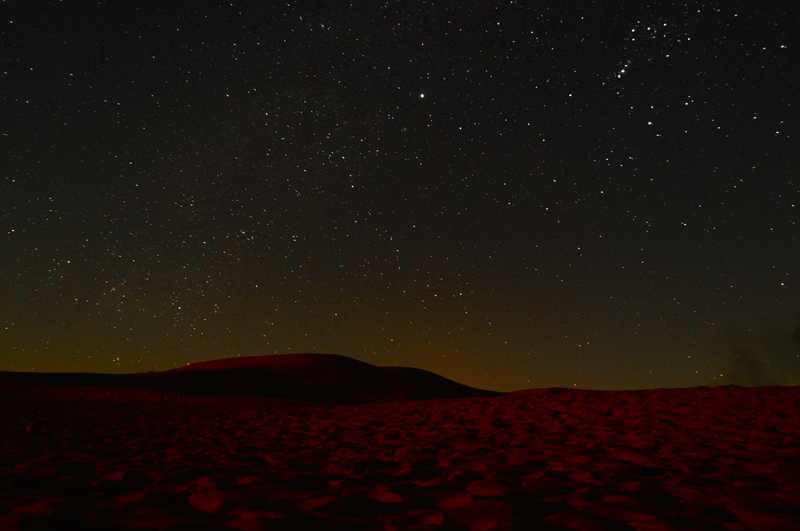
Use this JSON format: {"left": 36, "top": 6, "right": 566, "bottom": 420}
{"left": 25, "top": 422, "right": 43, "bottom": 438}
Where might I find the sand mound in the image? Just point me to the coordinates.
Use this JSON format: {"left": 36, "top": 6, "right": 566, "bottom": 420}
{"left": 149, "top": 353, "right": 502, "bottom": 403}
{"left": 0, "top": 354, "right": 501, "bottom": 403}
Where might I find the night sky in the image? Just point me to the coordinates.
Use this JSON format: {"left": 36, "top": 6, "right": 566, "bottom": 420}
{"left": 2, "top": 1, "right": 799, "bottom": 391}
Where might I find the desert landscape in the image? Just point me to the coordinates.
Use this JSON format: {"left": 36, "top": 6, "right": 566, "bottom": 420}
{"left": 2, "top": 354, "right": 799, "bottom": 530}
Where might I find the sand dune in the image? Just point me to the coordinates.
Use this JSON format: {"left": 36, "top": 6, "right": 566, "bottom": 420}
{"left": 2, "top": 357, "right": 799, "bottom": 530}
{"left": 0, "top": 354, "right": 501, "bottom": 404}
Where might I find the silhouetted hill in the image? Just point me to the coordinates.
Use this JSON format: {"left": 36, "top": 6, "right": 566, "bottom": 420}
{"left": 0, "top": 354, "right": 502, "bottom": 403}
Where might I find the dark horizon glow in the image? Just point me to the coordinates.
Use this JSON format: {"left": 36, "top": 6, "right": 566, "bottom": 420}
{"left": 1, "top": 1, "right": 799, "bottom": 391}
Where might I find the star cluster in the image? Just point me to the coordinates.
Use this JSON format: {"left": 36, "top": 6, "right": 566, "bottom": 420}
{"left": 2, "top": 1, "right": 798, "bottom": 390}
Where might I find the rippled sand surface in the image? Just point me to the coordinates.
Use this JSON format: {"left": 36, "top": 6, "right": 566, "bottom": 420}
{"left": 2, "top": 385, "right": 799, "bottom": 530}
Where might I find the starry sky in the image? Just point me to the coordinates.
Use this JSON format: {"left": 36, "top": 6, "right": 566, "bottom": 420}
{"left": 2, "top": 1, "right": 799, "bottom": 392}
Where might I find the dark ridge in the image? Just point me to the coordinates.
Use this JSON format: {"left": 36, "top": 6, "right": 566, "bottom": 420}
{"left": 0, "top": 353, "right": 503, "bottom": 403}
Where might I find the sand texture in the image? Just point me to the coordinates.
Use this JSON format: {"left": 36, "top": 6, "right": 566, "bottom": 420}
{"left": 2, "top": 362, "right": 799, "bottom": 530}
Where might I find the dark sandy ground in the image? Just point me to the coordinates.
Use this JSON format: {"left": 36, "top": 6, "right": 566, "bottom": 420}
{"left": 2, "top": 360, "right": 799, "bottom": 530}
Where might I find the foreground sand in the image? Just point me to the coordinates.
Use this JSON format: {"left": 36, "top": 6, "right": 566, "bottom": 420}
{"left": 2, "top": 385, "right": 799, "bottom": 530}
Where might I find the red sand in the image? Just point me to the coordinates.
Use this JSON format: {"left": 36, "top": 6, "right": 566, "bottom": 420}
{"left": 2, "top": 382, "right": 800, "bottom": 530}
